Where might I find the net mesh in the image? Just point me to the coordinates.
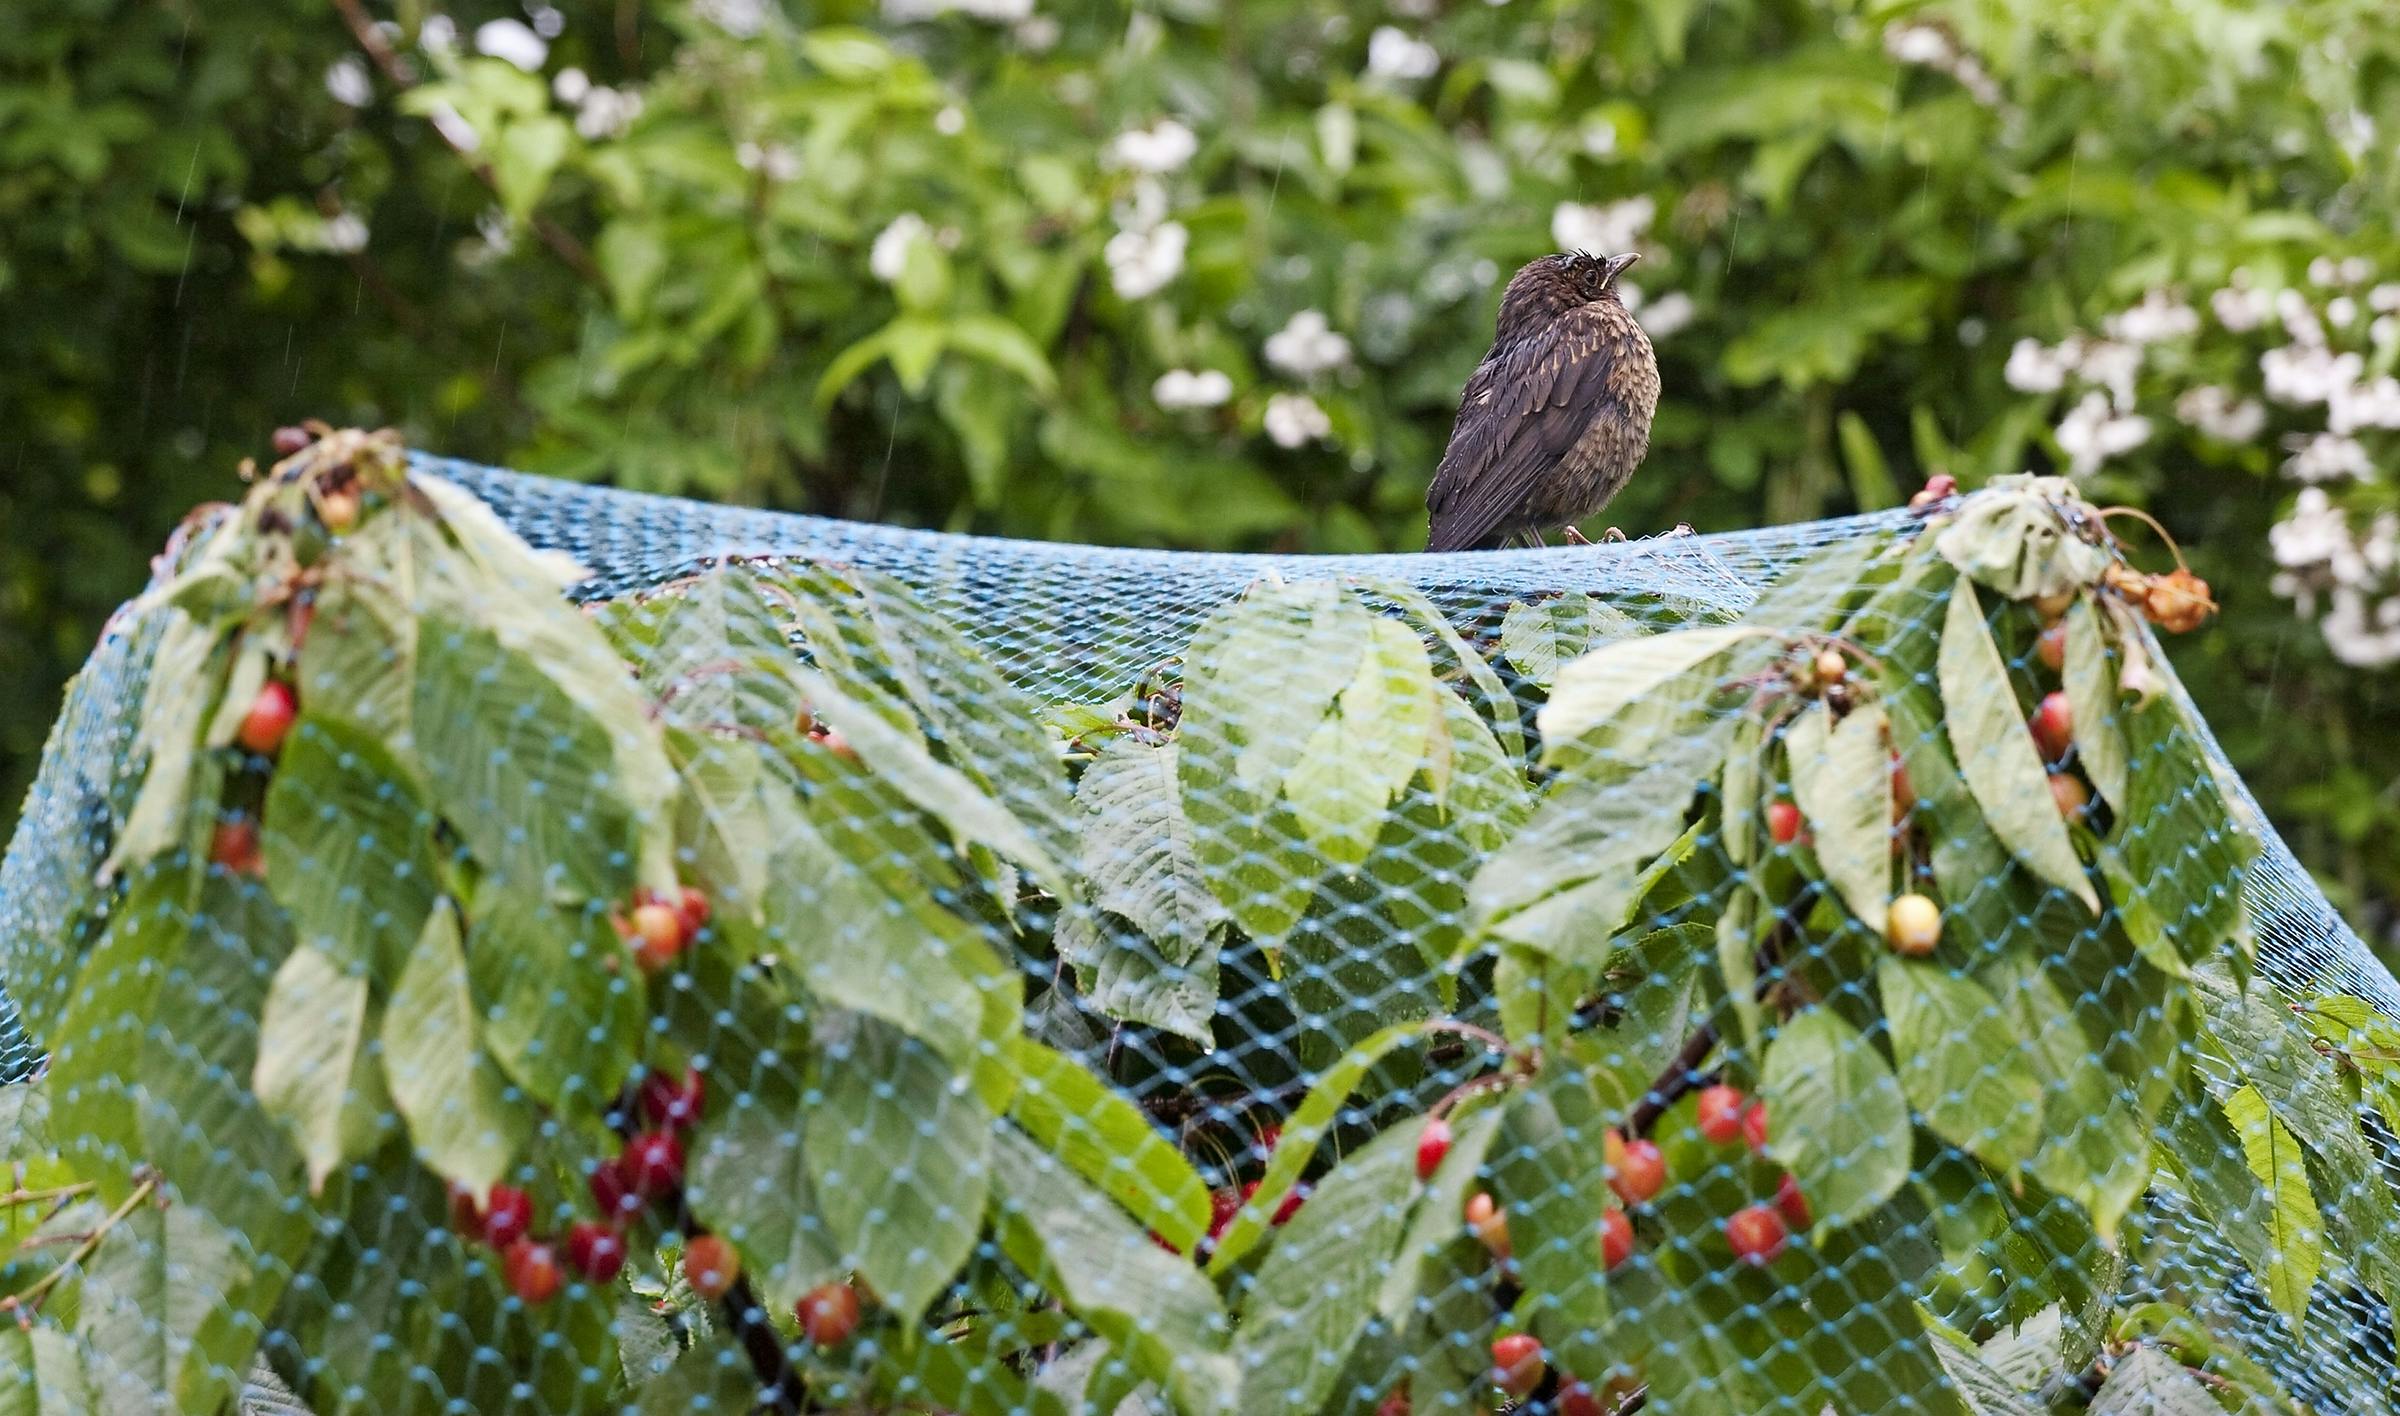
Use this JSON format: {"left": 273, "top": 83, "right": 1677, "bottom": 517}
{"left": 1, "top": 448, "right": 2396, "bottom": 1415}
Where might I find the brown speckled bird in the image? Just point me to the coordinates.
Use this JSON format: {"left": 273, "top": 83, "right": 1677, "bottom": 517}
{"left": 1424, "top": 251, "right": 1659, "bottom": 551}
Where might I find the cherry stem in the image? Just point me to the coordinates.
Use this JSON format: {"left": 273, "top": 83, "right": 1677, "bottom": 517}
{"left": 1429, "top": 1072, "right": 1512, "bottom": 1122}
{"left": 0, "top": 1182, "right": 92, "bottom": 1208}
{"left": 4, "top": 1176, "right": 156, "bottom": 1315}
{"left": 2096, "top": 505, "right": 2191, "bottom": 574}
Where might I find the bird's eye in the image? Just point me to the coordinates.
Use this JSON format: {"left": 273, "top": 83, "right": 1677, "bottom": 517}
{"left": 1579, "top": 264, "right": 1602, "bottom": 293}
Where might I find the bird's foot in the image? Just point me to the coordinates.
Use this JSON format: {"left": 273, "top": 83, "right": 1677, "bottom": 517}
{"left": 1560, "top": 526, "right": 1594, "bottom": 546}
{"left": 1601, "top": 527, "right": 1628, "bottom": 543}
{"left": 1667, "top": 522, "right": 1695, "bottom": 538}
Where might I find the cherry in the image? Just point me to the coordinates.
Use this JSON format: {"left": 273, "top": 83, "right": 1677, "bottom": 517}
{"left": 1890, "top": 753, "right": 1915, "bottom": 819}
{"left": 1726, "top": 1204, "right": 1788, "bottom": 1266}
{"left": 1491, "top": 1333, "right": 1546, "bottom": 1399}
{"left": 813, "top": 726, "right": 856, "bottom": 760}
{"left": 1603, "top": 1130, "right": 1666, "bottom": 1206}
{"left": 2032, "top": 587, "right": 2079, "bottom": 620}
{"left": 447, "top": 1183, "right": 484, "bottom": 1238}
{"left": 2030, "top": 691, "right": 2074, "bottom": 763}
{"left": 504, "top": 1237, "right": 562, "bottom": 1303}
{"left": 1415, "top": 1117, "right": 1452, "bottom": 1181}
{"left": 317, "top": 485, "right": 362, "bottom": 535}
{"left": 1599, "top": 1208, "right": 1634, "bottom": 1270}
{"left": 640, "top": 1067, "right": 707, "bottom": 1131}
{"left": 1741, "top": 1103, "right": 1770, "bottom": 1156}
{"left": 1464, "top": 1191, "right": 1510, "bottom": 1261}
{"left": 236, "top": 681, "right": 299, "bottom": 756}
{"left": 271, "top": 425, "right": 315, "bottom": 457}
{"left": 1767, "top": 801, "right": 1803, "bottom": 846}
{"left": 621, "top": 1131, "right": 686, "bottom": 1199}
{"left": 1776, "top": 1173, "right": 1812, "bottom": 1231}
{"left": 1208, "top": 1187, "right": 1242, "bottom": 1240}
{"left": 2050, "top": 771, "right": 2091, "bottom": 822}
{"left": 1246, "top": 1179, "right": 1307, "bottom": 1226}
{"left": 675, "top": 886, "right": 712, "bottom": 935}
{"left": 684, "top": 1233, "right": 740, "bottom": 1300}
{"left": 2145, "top": 569, "right": 2214, "bottom": 634}
{"left": 209, "top": 818, "right": 264, "bottom": 877}
{"left": 1887, "top": 893, "right": 1942, "bottom": 957}
{"left": 1253, "top": 1124, "right": 1283, "bottom": 1160}
{"left": 588, "top": 1156, "right": 644, "bottom": 1221}
{"left": 2036, "top": 621, "right": 2068, "bottom": 673}
{"left": 1557, "top": 1381, "right": 1606, "bottom": 1416}
{"left": 1696, "top": 1086, "right": 1748, "bottom": 1145}
{"left": 481, "top": 1185, "right": 534, "bottom": 1250}
{"left": 566, "top": 1220, "right": 627, "bottom": 1283}
{"left": 1375, "top": 1387, "right": 1411, "bottom": 1416}
{"left": 1812, "top": 648, "right": 1847, "bottom": 687}
{"left": 797, "top": 1280, "right": 863, "bottom": 1346}
{"left": 628, "top": 902, "right": 688, "bottom": 972}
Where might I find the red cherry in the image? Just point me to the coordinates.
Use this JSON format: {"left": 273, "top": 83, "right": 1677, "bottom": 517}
{"left": 2036, "top": 621, "right": 2068, "bottom": 673}
{"left": 1208, "top": 1187, "right": 1242, "bottom": 1240}
{"left": 1599, "top": 1208, "right": 1634, "bottom": 1270}
{"left": 683, "top": 1233, "right": 740, "bottom": 1300}
{"left": 621, "top": 1131, "right": 686, "bottom": 1199}
{"left": 588, "top": 1156, "right": 643, "bottom": 1221}
{"left": 1767, "top": 801, "right": 1803, "bottom": 845}
{"left": 2030, "top": 691, "right": 2073, "bottom": 763}
{"left": 640, "top": 1067, "right": 707, "bottom": 1131}
{"left": 481, "top": 1185, "right": 534, "bottom": 1250}
{"left": 629, "top": 902, "right": 687, "bottom": 971}
{"left": 1890, "top": 753, "right": 1916, "bottom": 819}
{"left": 1558, "top": 1381, "right": 1606, "bottom": 1416}
{"left": 503, "top": 1238, "right": 562, "bottom": 1303}
{"left": 566, "top": 1220, "right": 628, "bottom": 1282}
{"left": 1415, "top": 1118, "right": 1453, "bottom": 1181}
{"left": 447, "top": 1182, "right": 484, "bottom": 1237}
{"left": 797, "top": 1281, "right": 863, "bottom": 1346}
{"left": 1605, "top": 1131, "right": 1666, "bottom": 1206}
{"left": 676, "top": 886, "right": 712, "bottom": 934}
{"left": 1253, "top": 1124, "right": 1282, "bottom": 1161}
{"left": 1375, "top": 1387, "right": 1411, "bottom": 1416}
{"left": 209, "top": 818, "right": 264, "bottom": 877}
{"left": 272, "top": 425, "right": 315, "bottom": 457}
{"left": 1741, "top": 1103, "right": 1770, "bottom": 1155}
{"left": 236, "top": 681, "right": 298, "bottom": 756}
{"left": 1696, "top": 1086, "right": 1747, "bottom": 1145}
{"left": 1491, "top": 1333, "right": 1546, "bottom": 1399}
{"left": 1726, "top": 1204, "right": 1788, "bottom": 1266}
{"left": 1776, "top": 1173, "right": 1812, "bottom": 1231}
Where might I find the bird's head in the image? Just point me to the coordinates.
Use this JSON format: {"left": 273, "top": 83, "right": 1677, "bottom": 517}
{"left": 1495, "top": 250, "right": 1641, "bottom": 333}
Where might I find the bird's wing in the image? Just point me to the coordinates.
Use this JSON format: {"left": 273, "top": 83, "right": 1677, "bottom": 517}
{"left": 1424, "top": 305, "right": 1631, "bottom": 552}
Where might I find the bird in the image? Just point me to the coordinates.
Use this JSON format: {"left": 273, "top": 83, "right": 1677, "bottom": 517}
{"left": 1424, "top": 250, "right": 1659, "bottom": 552}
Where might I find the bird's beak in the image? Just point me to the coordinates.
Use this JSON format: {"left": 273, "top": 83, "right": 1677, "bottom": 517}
{"left": 1604, "top": 251, "right": 1642, "bottom": 283}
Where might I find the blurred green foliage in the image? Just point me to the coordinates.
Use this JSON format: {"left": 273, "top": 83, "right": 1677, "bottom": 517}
{"left": 6, "top": 0, "right": 2400, "bottom": 941}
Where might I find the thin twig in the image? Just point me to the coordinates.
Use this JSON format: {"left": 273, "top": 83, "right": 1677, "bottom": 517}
{"left": 1627, "top": 1022, "right": 1721, "bottom": 1138}
{"left": 3, "top": 1176, "right": 158, "bottom": 1315}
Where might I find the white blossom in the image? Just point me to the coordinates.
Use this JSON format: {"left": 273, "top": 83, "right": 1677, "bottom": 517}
{"left": 2272, "top": 488, "right": 2351, "bottom": 571}
{"left": 427, "top": 101, "right": 480, "bottom": 152}
{"left": 2342, "top": 255, "right": 2374, "bottom": 285}
{"left": 2377, "top": 316, "right": 2400, "bottom": 348}
{"left": 2212, "top": 283, "right": 2272, "bottom": 332}
{"left": 2071, "top": 339, "right": 2142, "bottom": 409}
{"left": 1365, "top": 27, "right": 1440, "bottom": 81}
{"left": 528, "top": 5, "right": 566, "bottom": 38}
{"left": 1104, "top": 221, "right": 1187, "bottom": 298}
{"left": 884, "top": 0, "right": 1034, "bottom": 22}
{"left": 2331, "top": 375, "right": 2400, "bottom": 434}
{"left": 474, "top": 18, "right": 548, "bottom": 71}
{"left": 2103, "top": 289, "right": 2199, "bottom": 346}
{"left": 1153, "top": 369, "right": 1234, "bottom": 410}
{"left": 695, "top": 0, "right": 769, "bottom": 36}
{"left": 870, "top": 212, "right": 932, "bottom": 284}
{"left": 1550, "top": 196, "right": 1654, "bottom": 257}
{"left": 325, "top": 57, "right": 374, "bottom": 108}
{"left": 2054, "top": 392, "right": 2151, "bottom": 475}
{"left": 1264, "top": 392, "right": 1332, "bottom": 448}
{"left": 2369, "top": 283, "right": 2400, "bottom": 314}
{"left": 419, "top": 14, "right": 458, "bottom": 53}
{"left": 2174, "top": 386, "right": 2266, "bottom": 443}
{"left": 553, "top": 67, "right": 591, "bottom": 104}
{"left": 2328, "top": 295, "right": 2360, "bottom": 327}
{"left": 1107, "top": 120, "right": 1199, "bottom": 175}
{"left": 322, "top": 212, "right": 370, "bottom": 255}
{"left": 2276, "top": 287, "right": 2325, "bottom": 345}
{"left": 1012, "top": 14, "right": 1060, "bottom": 49}
{"left": 2310, "top": 255, "right": 2342, "bottom": 287}
{"left": 2003, "top": 338, "right": 2069, "bottom": 394}
{"left": 2261, "top": 343, "right": 2361, "bottom": 407}
{"left": 2319, "top": 588, "right": 2400, "bottom": 667}
{"left": 934, "top": 106, "right": 965, "bottom": 136}
{"left": 1638, "top": 291, "right": 1696, "bottom": 339}
{"left": 736, "top": 141, "right": 801, "bottom": 181}
{"left": 1264, "top": 309, "right": 1354, "bottom": 377}
{"left": 1883, "top": 22, "right": 1955, "bottom": 66}
{"left": 2283, "top": 431, "right": 2374, "bottom": 483}
{"left": 573, "top": 86, "right": 643, "bottom": 140}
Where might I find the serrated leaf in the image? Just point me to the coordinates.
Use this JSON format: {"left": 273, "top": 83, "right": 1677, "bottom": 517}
{"left": 685, "top": 1098, "right": 842, "bottom": 1311}
{"left": 102, "top": 610, "right": 229, "bottom": 882}
{"left": 1490, "top": 1064, "right": 1614, "bottom": 1378}
{"left": 1924, "top": 1318, "right": 2046, "bottom": 1416}
{"left": 1378, "top": 1106, "right": 1505, "bottom": 1326}
{"left": 74, "top": 1197, "right": 305, "bottom": 1415}
{"left": 1077, "top": 737, "right": 1223, "bottom": 964}
{"left": 1536, "top": 625, "right": 1764, "bottom": 748}
{"left": 1371, "top": 580, "right": 1526, "bottom": 760}
{"left": 1054, "top": 905, "right": 1220, "bottom": 1046}
{"left": 1430, "top": 679, "right": 1531, "bottom": 853}
{"left": 1760, "top": 1007, "right": 1911, "bottom": 1231}
{"left": 806, "top": 1022, "right": 991, "bottom": 1321}
{"left": 466, "top": 895, "right": 645, "bottom": 1115}
{"left": 1984, "top": 951, "right": 2151, "bottom": 1242}
{"left": 1284, "top": 617, "right": 1436, "bottom": 868}
{"left": 253, "top": 944, "right": 370, "bottom": 1193}
{"left": 2088, "top": 1345, "right": 2227, "bottom": 1415}
{"left": 2223, "top": 1083, "right": 2321, "bottom": 1330}
{"left": 263, "top": 716, "right": 440, "bottom": 988}
{"left": 1235, "top": 1122, "right": 1424, "bottom": 1414}
{"left": 1500, "top": 593, "right": 1643, "bottom": 690}
{"left": 2122, "top": 695, "right": 2257, "bottom": 967}
{"left": 49, "top": 865, "right": 192, "bottom": 1202}
{"left": 1940, "top": 580, "right": 2097, "bottom": 911}
{"left": 990, "top": 1126, "right": 1236, "bottom": 1416}
{"left": 2062, "top": 598, "right": 2130, "bottom": 811}
{"left": 1009, "top": 1038, "right": 1213, "bottom": 1256}
{"left": 1878, "top": 958, "right": 2044, "bottom": 1172}
{"left": 381, "top": 902, "right": 529, "bottom": 1197}
{"left": 1934, "top": 479, "right": 2113, "bottom": 602}
{"left": 1788, "top": 699, "right": 1894, "bottom": 933}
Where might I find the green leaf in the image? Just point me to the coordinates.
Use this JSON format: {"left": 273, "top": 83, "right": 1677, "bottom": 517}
{"left": 1933, "top": 478, "right": 2114, "bottom": 602}
{"left": 1235, "top": 1122, "right": 1424, "bottom": 1414}
{"left": 1054, "top": 904, "right": 1221, "bottom": 1047}
{"left": 1371, "top": 580, "right": 1527, "bottom": 761}
{"left": 989, "top": 1126, "right": 1235, "bottom": 1416}
{"left": 466, "top": 895, "right": 645, "bottom": 1115}
{"left": 491, "top": 114, "right": 571, "bottom": 222}
{"left": 253, "top": 943, "right": 371, "bottom": 1193}
{"left": 806, "top": 1022, "right": 991, "bottom": 1321}
{"left": 1760, "top": 1007, "right": 1910, "bottom": 1231}
{"left": 814, "top": 324, "right": 896, "bottom": 406}
{"left": 1283, "top": 616, "right": 1436, "bottom": 869}
{"left": 2222, "top": 1083, "right": 2322, "bottom": 1330}
{"left": 1939, "top": 579, "right": 2097, "bottom": 912}
{"left": 49, "top": 865, "right": 192, "bottom": 1201}
{"left": 2087, "top": 1345, "right": 2226, "bottom": 1415}
{"left": 1787, "top": 699, "right": 1893, "bottom": 933}
{"left": 1499, "top": 594, "right": 1642, "bottom": 690}
{"left": 945, "top": 313, "right": 1059, "bottom": 393}
{"left": 263, "top": 716, "right": 440, "bottom": 988}
{"left": 73, "top": 1195, "right": 306, "bottom": 1415}
{"left": 1984, "top": 951, "right": 2151, "bottom": 1242}
{"left": 2122, "top": 695, "right": 2257, "bottom": 966}
{"left": 1008, "top": 1038, "right": 1214, "bottom": 1257}
{"left": 381, "top": 902, "right": 530, "bottom": 1197}
{"left": 685, "top": 1097, "right": 842, "bottom": 1311}
{"left": 2062, "top": 598, "right": 2130, "bottom": 812}
{"left": 595, "top": 218, "right": 669, "bottom": 320}
{"left": 1077, "top": 737, "right": 1223, "bottom": 964}
{"left": 1877, "top": 958, "right": 2043, "bottom": 1172}
{"left": 1378, "top": 1106, "right": 1505, "bottom": 1327}
{"left": 1489, "top": 1064, "right": 1614, "bottom": 1378}
{"left": 102, "top": 609, "right": 228, "bottom": 882}
{"left": 1535, "top": 625, "right": 1764, "bottom": 748}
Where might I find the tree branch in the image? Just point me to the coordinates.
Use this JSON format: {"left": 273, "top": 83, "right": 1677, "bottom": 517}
{"left": 1626, "top": 1020, "right": 1720, "bottom": 1138}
